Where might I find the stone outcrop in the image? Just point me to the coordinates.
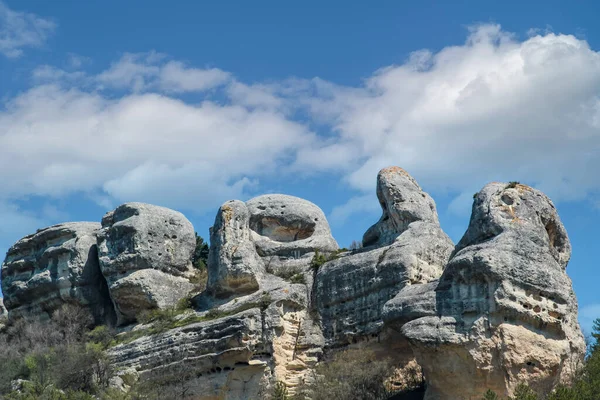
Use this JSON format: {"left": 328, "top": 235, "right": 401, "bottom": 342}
{"left": 207, "top": 194, "right": 338, "bottom": 298}
{"left": 0, "top": 298, "right": 7, "bottom": 330}
{"left": 109, "top": 279, "right": 324, "bottom": 398}
{"left": 97, "top": 202, "right": 196, "bottom": 325}
{"left": 0, "top": 169, "right": 586, "bottom": 400}
{"left": 397, "top": 182, "right": 586, "bottom": 399}
{"left": 315, "top": 167, "right": 454, "bottom": 345}
{"left": 0, "top": 222, "right": 113, "bottom": 323}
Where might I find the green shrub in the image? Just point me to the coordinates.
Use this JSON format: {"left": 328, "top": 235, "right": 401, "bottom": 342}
{"left": 272, "top": 381, "right": 289, "bottom": 400}
{"left": 482, "top": 389, "right": 501, "bottom": 400}
{"left": 510, "top": 383, "right": 538, "bottom": 400}
{"left": 310, "top": 250, "right": 339, "bottom": 271}
{"left": 289, "top": 273, "right": 306, "bottom": 284}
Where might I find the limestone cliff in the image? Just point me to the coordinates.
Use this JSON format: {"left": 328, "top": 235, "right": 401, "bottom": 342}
{"left": 394, "top": 182, "right": 586, "bottom": 399}
{"left": 0, "top": 169, "right": 586, "bottom": 400}
{"left": 1, "top": 222, "right": 114, "bottom": 323}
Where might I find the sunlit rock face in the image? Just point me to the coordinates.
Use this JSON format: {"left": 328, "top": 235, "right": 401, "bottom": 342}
{"left": 400, "top": 182, "right": 586, "bottom": 400}
{"left": 97, "top": 202, "right": 196, "bottom": 325}
{"left": 0, "top": 298, "right": 7, "bottom": 330}
{"left": 0, "top": 169, "right": 587, "bottom": 400}
{"left": 0, "top": 222, "right": 114, "bottom": 323}
{"left": 206, "top": 194, "right": 338, "bottom": 298}
{"left": 315, "top": 167, "right": 454, "bottom": 345}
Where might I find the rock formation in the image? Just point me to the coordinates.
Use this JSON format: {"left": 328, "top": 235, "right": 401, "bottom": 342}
{"left": 119, "top": 193, "right": 338, "bottom": 396}
{"left": 97, "top": 202, "right": 197, "bottom": 325}
{"left": 0, "top": 169, "right": 586, "bottom": 400}
{"left": 0, "top": 298, "right": 7, "bottom": 330}
{"left": 395, "top": 182, "right": 586, "bottom": 399}
{"left": 207, "top": 194, "right": 338, "bottom": 298}
{"left": 315, "top": 167, "right": 454, "bottom": 345}
{"left": 0, "top": 222, "right": 113, "bottom": 323}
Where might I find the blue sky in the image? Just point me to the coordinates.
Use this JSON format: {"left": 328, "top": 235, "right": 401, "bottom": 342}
{"left": 1, "top": 0, "right": 599, "bottom": 333}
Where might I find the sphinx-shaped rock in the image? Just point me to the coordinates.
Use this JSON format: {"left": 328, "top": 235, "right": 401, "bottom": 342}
{"left": 207, "top": 194, "right": 338, "bottom": 298}
{"left": 401, "top": 182, "right": 586, "bottom": 399}
{"left": 97, "top": 203, "right": 196, "bottom": 324}
{"left": 363, "top": 167, "right": 440, "bottom": 247}
{"left": 315, "top": 167, "right": 453, "bottom": 345}
{"left": 1, "top": 222, "right": 113, "bottom": 323}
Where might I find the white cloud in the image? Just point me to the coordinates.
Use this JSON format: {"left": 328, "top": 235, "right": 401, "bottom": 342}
{"left": 0, "top": 1, "right": 55, "bottom": 58}
{"left": 96, "top": 52, "right": 230, "bottom": 93}
{"left": 5, "top": 23, "right": 600, "bottom": 229}
{"left": 329, "top": 194, "right": 380, "bottom": 225}
{"left": 159, "top": 61, "right": 231, "bottom": 93}
{"left": 0, "top": 83, "right": 314, "bottom": 214}
{"left": 287, "top": 25, "right": 600, "bottom": 217}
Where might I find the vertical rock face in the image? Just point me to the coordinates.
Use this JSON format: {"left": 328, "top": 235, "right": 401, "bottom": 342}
{"left": 207, "top": 194, "right": 338, "bottom": 298}
{"left": 207, "top": 200, "right": 264, "bottom": 297}
{"left": 97, "top": 202, "right": 196, "bottom": 324}
{"left": 0, "top": 298, "right": 7, "bottom": 330}
{"left": 315, "top": 167, "right": 454, "bottom": 345}
{"left": 1, "top": 222, "right": 113, "bottom": 323}
{"left": 401, "top": 182, "right": 586, "bottom": 399}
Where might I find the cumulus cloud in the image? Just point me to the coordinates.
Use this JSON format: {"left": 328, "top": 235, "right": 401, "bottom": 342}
{"left": 288, "top": 25, "right": 600, "bottom": 220}
{"left": 0, "top": 83, "right": 313, "bottom": 213}
{"left": 0, "top": 1, "right": 55, "bottom": 58}
{"left": 4, "top": 23, "right": 600, "bottom": 230}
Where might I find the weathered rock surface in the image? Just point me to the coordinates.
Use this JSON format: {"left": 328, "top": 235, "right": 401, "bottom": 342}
{"left": 110, "top": 280, "right": 324, "bottom": 398}
{"left": 1, "top": 222, "right": 113, "bottom": 323}
{"left": 207, "top": 200, "right": 265, "bottom": 297}
{"left": 0, "top": 298, "right": 7, "bottom": 330}
{"left": 316, "top": 167, "right": 453, "bottom": 345}
{"left": 97, "top": 203, "right": 196, "bottom": 324}
{"left": 363, "top": 167, "right": 440, "bottom": 248}
{"left": 207, "top": 194, "right": 338, "bottom": 298}
{"left": 400, "top": 182, "right": 586, "bottom": 399}
{"left": 1, "top": 170, "right": 587, "bottom": 400}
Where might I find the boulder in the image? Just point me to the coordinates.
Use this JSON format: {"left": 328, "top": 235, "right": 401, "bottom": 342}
{"left": 316, "top": 167, "right": 453, "bottom": 345}
{"left": 207, "top": 194, "right": 338, "bottom": 298}
{"left": 97, "top": 203, "right": 196, "bottom": 325}
{"left": 246, "top": 194, "right": 338, "bottom": 257}
{"left": 1, "top": 222, "right": 113, "bottom": 323}
{"left": 400, "top": 182, "right": 586, "bottom": 399}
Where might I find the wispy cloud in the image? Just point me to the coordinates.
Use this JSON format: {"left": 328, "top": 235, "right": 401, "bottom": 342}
{"left": 0, "top": 1, "right": 56, "bottom": 58}
{"left": 96, "top": 52, "right": 231, "bottom": 93}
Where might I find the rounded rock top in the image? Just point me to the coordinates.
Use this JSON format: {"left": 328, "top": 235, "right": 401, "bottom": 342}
{"left": 246, "top": 194, "right": 335, "bottom": 244}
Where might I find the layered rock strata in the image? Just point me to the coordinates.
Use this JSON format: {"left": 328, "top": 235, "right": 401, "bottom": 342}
{"left": 1, "top": 222, "right": 113, "bottom": 322}
{"left": 97, "top": 202, "right": 197, "bottom": 324}
{"left": 315, "top": 167, "right": 454, "bottom": 345}
{"left": 0, "top": 170, "right": 587, "bottom": 400}
{"left": 397, "top": 182, "right": 586, "bottom": 399}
